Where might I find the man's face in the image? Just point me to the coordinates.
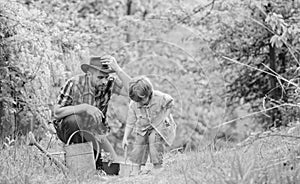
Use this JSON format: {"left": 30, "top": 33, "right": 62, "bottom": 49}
{"left": 90, "top": 69, "right": 109, "bottom": 90}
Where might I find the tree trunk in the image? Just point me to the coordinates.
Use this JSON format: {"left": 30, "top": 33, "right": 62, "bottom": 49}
{"left": 269, "top": 44, "right": 277, "bottom": 97}
{"left": 125, "top": 0, "right": 132, "bottom": 43}
{"left": 0, "top": 101, "right": 4, "bottom": 138}
{"left": 268, "top": 44, "right": 281, "bottom": 127}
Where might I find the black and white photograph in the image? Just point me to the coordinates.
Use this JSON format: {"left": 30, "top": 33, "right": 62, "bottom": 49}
{"left": 0, "top": 0, "right": 300, "bottom": 183}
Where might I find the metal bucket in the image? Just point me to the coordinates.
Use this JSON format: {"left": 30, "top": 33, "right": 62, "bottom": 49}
{"left": 118, "top": 146, "right": 140, "bottom": 176}
{"left": 64, "top": 130, "right": 99, "bottom": 173}
{"left": 119, "top": 161, "right": 140, "bottom": 176}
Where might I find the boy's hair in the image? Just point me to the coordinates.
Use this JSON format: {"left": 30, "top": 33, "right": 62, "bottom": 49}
{"left": 129, "top": 76, "right": 153, "bottom": 102}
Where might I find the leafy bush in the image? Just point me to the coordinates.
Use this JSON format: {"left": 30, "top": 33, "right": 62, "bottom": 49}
{"left": 0, "top": 0, "right": 89, "bottom": 139}
{"left": 205, "top": 0, "right": 300, "bottom": 128}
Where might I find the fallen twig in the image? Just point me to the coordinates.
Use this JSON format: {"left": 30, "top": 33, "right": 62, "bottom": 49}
{"left": 28, "top": 132, "right": 68, "bottom": 174}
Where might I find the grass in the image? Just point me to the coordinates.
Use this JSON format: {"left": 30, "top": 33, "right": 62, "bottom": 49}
{"left": 1, "top": 129, "right": 300, "bottom": 184}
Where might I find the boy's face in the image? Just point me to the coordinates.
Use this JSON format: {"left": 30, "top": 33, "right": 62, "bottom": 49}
{"left": 138, "top": 95, "right": 151, "bottom": 106}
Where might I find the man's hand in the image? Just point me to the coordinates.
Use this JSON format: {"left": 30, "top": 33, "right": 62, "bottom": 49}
{"left": 85, "top": 104, "right": 104, "bottom": 124}
{"left": 101, "top": 55, "right": 121, "bottom": 72}
{"left": 101, "top": 55, "right": 132, "bottom": 96}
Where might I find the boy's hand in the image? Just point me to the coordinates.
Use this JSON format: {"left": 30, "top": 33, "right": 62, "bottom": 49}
{"left": 122, "top": 138, "right": 128, "bottom": 150}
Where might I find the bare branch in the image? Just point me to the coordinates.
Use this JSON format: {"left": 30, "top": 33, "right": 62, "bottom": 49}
{"left": 214, "top": 103, "right": 300, "bottom": 129}
{"left": 178, "top": 0, "right": 216, "bottom": 24}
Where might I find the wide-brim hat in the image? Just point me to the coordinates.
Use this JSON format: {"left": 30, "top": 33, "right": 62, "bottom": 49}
{"left": 81, "top": 56, "right": 115, "bottom": 74}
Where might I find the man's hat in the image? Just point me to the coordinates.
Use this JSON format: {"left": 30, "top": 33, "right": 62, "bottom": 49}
{"left": 81, "top": 56, "right": 115, "bottom": 74}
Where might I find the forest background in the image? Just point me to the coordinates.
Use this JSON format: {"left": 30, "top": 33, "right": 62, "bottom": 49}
{"left": 1, "top": 0, "right": 300, "bottom": 154}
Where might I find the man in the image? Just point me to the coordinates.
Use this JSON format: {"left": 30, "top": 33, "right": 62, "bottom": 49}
{"left": 53, "top": 55, "right": 131, "bottom": 171}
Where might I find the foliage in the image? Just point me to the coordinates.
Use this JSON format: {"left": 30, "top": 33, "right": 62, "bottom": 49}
{"left": 193, "top": 0, "right": 300, "bottom": 128}
{"left": 0, "top": 0, "right": 89, "bottom": 139}
{"left": 2, "top": 1, "right": 300, "bottom": 182}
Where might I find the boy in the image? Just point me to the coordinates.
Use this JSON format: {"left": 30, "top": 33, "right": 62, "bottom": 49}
{"left": 122, "top": 76, "right": 176, "bottom": 174}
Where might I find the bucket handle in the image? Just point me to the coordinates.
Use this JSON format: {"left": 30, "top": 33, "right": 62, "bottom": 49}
{"left": 66, "top": 130, "right": 100, "bottom": 162}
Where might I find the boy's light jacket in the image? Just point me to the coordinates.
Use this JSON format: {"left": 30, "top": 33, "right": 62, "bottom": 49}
{"left": 127, "top": 90, "right": 177, "bottom": 146}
